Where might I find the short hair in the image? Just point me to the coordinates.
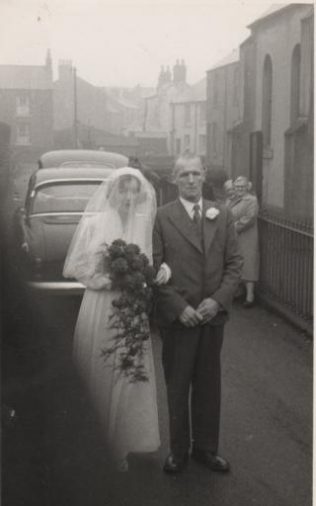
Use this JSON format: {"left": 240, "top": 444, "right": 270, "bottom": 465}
{"left": 224, "top": 179, "right": 234, "bottom": 191}
{"left": 117, "top": 174, "right": 141, "bottom": 192}
{"left": 234, "top": 176, "right": 252, "bottom": 191}
{"left": 173, "top": 152, "right": 203, "bottom": 179}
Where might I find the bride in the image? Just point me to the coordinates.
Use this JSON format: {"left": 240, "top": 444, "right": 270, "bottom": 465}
{"left": 63, "top": 167, "right": 169, "bottom": 471}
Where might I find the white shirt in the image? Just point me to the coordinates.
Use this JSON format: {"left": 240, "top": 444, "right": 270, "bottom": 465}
{"left": 179, "top": 197, "right": 203, "bottom": 220}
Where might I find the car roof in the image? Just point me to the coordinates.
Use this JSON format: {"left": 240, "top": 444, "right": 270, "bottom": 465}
{"left": 39, "top": 149, "right": 129, "bottom": 169}
{"left": 33, "top": 167, "right": 114, "bottom": 185}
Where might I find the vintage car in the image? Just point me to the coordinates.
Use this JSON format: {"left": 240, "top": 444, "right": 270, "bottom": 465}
{"left": 38, "top": 149, "right": 129, "bottom": 170}
{"left": 15, "top": 167, "right": 114, "bottom": 295}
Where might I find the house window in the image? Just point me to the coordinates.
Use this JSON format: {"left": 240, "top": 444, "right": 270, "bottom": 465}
{"left": 16, "top": 93, "right": 30, "bottom": 117}
{"left": 199, "top": 103, "right": 206, "bottom": 124}
{"left": 184, "top": 104, "right": 191, "bottom": 125}
{"left": 16, "top": 123, "right": 31, "bottom": 145}
{"left": 184, "top": 134, "right": 190, "bottom": 149}
{"left": 290, "top": 44, "right": 301, "bottom": 124}
{"left": 199, "top": 134, "right": 206, "bottom": 154}
{"left": 176, "top": 138, "right": 181, "bottom": 154}
{"left": 262, "top": 55, "right": 273, "bottom": 147}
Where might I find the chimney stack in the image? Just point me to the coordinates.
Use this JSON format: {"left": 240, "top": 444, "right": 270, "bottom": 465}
{"left": 173, "top": 59, "right": 186, "bottom": 84}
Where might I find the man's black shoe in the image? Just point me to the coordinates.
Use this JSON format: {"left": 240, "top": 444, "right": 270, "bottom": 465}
{"left": 191, "top": 449, "right": 230, "bottom": 472}
{"left": 163, "top": 453, "right": 188, "bottom": 474}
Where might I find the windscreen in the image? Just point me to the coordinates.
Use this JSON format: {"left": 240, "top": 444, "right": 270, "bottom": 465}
{"left": 32, "top": 182, "right": 102, "bottom": 214}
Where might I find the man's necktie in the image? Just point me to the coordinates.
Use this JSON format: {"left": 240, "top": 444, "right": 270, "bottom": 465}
{"left": 192, "top": 203, "right": 201, "bottom": 227}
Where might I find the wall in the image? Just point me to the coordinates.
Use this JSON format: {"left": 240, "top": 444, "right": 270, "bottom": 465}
{"left": 231, "top": 37, "right": 257, "bottom": 180}
{"left": 54, "top": 63, "right": 139, "bottom": 136}
{"left": 206, "top": 61, "right": 241, "bottom": 176}
{"left": 0, "top": 88, "right": 53, "bottom": 154}
{"left": 171, "top": 101, "right": 206, "bottom": 155}
{"left": 253, "top": 5, "right": 311, "bottom": 208}
{"left": 283, "top": 11, "right": 314, "bottom": 220}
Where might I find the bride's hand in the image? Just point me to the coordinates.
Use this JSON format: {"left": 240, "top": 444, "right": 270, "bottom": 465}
{"left": 102, "top": 274, "right": 112, "bottom": 290}
{"left": 89, "top": 273, "right": 112, "bottom": 290}
{"left": 155, "top": 263, "right": 171, "bottom": 285}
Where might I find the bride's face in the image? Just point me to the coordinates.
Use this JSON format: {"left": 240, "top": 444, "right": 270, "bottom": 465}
{"left": 116, "top": 176, "right": 141, "bottom": 216}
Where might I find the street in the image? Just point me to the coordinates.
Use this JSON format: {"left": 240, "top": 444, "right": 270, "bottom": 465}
{"left": 2, "top": 265, "right": 312, "bottom": 506}
{"left": 1, "top": 4, "right": 314, "bottom": 505}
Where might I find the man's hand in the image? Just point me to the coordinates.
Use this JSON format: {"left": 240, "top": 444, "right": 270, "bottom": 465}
{"left": 196, "top": 298, "right": 219, "bottom": 324}
{"left": 179, "top": 306, "right": 203, "bottom": 327}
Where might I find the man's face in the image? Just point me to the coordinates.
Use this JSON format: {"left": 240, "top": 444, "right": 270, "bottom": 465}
{"left": 175, "top": 159, "right": 205, "bottom": 202}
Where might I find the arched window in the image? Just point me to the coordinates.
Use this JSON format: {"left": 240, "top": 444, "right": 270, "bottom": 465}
{"left": 262, "top": 55, "right": 273, "bottom": 147}
{"left": 290, "top": 44, "right": 301, "bottom": 124}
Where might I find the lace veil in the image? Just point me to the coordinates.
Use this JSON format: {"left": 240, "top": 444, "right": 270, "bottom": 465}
{"left": 63, "top": 167, "right": 157, "bottom": 287}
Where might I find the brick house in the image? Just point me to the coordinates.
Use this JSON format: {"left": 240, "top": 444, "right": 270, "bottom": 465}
{"left": 0, "top": 50, "right": 53, "bottom": 163}
{"left": 169, "top": 78, "right": 207, "bottom": 157}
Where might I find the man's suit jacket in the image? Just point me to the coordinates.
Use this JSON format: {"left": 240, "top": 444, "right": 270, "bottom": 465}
{"left": 153, "top": 198, "right": 243, "bottom": 327}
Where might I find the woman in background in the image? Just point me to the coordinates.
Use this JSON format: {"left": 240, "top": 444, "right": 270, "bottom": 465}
{"left": 223, "top": 179, "right": 236, "bottom": 208}
{"left": 230, "top": 176, "right": 259, "bottom": 307}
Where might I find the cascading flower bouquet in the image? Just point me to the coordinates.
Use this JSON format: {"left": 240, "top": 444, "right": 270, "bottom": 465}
{"left": 101, "top": 239, "right": 156, "bottom": 383}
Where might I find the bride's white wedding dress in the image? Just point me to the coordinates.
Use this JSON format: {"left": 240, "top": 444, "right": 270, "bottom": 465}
{"left": 63, "top": 168, "right": 161, "bottom": 465}
{"left": 73, "top": 280, "right": 160, "bottom": 462}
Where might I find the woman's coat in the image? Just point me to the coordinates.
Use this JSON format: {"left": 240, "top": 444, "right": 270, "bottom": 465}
{"left": 229, "top": 193, "right": 259, "bottom": 282}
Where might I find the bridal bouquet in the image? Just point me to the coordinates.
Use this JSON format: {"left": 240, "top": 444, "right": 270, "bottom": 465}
{"left": 101, "top": 239, "right": 156, "bottom": 383}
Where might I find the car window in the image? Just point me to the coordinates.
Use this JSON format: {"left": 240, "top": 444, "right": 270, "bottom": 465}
{"left": 32, "top": 182, "right": 101, "bottom": 213}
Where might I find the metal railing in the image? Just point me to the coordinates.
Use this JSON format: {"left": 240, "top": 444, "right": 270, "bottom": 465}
{"left": 258, "top": 209, "right": 313, "bottom": 331}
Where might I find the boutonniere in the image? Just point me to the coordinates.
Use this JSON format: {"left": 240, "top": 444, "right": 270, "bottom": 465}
{"left": 205, "top": 207, "right": 220, "bottom": 220}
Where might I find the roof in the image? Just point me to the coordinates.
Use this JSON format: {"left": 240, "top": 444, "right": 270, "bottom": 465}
{"left": 247, "top": 4, "right": 302, "bottom": 29}
{"left": 0, "top": 65, "right": 52, "bottom": 90}
{"left": 33, "top": 167, "right": 114, "bottom": 185}
{"left": 39, "top": 149, "right": 128, "bottom": 169}
{"left": 135, "top": 131, "right": 168, "bottom": 139}
{"left": 172, "top": 78, "right": 206, "bottom": 104}
{"left": 208, "top": 49, "right": 239, "bottom": 72}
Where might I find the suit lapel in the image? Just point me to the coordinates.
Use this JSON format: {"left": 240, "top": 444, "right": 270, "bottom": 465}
{"left": 168, "top": 200, "right": 203, "bottom": 254}
{"left": 202, "top": 200, "right": 219, "bottom": 253}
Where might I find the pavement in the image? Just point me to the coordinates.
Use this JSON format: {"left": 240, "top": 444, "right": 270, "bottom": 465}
{"left": 2, "top": 279, "right": 312, "bottom": 506}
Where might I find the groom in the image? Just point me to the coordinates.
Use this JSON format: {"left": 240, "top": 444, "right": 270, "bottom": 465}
{"left": 153, "top": 153, "right": 242, "bottom": 474}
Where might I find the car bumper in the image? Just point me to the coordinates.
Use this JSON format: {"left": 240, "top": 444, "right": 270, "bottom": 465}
{"left": 27, "top": 281, "right": 85, "bottom": 295}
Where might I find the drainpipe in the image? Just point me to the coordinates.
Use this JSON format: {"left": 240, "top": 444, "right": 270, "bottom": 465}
{"left": 73, "top": 66, "right": 78, "bottom": 148}
{"left": 223, "top": 66, "right": 228, "bottom": 171}
{"left": 143, "top": 97, "right": 148, "bottom": 132}
{"left": 170, "top": 102, "right": 175, "bottom": 155}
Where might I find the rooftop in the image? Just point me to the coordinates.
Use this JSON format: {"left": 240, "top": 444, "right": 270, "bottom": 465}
{"left": 208, "top": 49, "right": 239, "bottom": 72}
{"left": 0, "top": 64, "right": 52, "bottom": 90}
{"left": 171, "top": 78, "right": 206, "bottom": 103}
{"left": 247, "top": 3, "right": 310, "bottom": 29}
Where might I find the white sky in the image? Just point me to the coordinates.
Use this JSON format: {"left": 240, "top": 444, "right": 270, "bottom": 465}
{"left": 0, "top": 0, "right": 304, "bottom": 87}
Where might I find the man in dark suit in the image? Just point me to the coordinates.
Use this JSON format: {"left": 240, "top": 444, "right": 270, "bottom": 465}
{"left": 153, "top": 153, "right": 242, "bottom": 474}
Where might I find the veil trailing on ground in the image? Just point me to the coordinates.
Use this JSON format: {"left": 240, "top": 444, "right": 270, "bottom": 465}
{"left": 63, "top": 167, "right": 157, "bottom": 287}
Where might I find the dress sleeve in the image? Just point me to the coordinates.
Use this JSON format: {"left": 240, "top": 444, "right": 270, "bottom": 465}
{"left": 63, "top": 216, "right": 111, "bottom": 291}
{"left": 235, "top": 197, "right": 258, "bottom": 234}
{"left": 85, "top": 246, "right": 112, "bottom": 290}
